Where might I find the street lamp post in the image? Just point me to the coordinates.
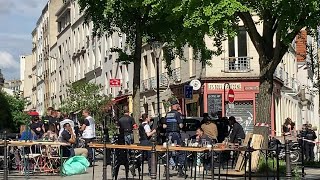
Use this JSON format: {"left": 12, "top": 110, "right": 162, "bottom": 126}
{"left": 150, "top": 40, "right": 162, "bottom": 180}
{"left": 151, "top": 41, "right": 162, "bottom": 122}
{"left": 223, "top": 83, "right": 230, "bottom": 116}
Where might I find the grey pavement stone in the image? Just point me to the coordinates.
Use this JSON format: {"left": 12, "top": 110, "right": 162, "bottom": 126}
{"left": 4, "top": 161, "right": 320, "bottom": 180}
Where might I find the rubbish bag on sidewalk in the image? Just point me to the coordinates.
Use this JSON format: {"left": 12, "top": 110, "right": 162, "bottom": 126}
{"left": 62, "top": 156, "right": 90, "bottom": 176}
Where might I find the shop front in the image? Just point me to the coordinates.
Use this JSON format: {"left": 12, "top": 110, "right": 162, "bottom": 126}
{"left": 170, "top": 83, "right": 202, "bottom": 117}
{"left": 203, "top": 81, "right": 260, "bottom": 134}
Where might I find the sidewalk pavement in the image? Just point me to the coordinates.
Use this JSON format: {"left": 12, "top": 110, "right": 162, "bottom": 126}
{"left": 5, "top": 161, "right": 320, "bottom": 180}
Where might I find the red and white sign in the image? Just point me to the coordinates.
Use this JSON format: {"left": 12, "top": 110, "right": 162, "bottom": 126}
{"left": 109, "top": 79, "right": 121, "bottom": 87}
{"left": 227, "top": 89, "right": 235, "bottom": 103}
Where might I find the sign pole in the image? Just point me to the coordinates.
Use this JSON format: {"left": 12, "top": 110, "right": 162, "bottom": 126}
{"left": 184, "top": 85, "right": 193, "bottom": 117}
{"left": 223, "top": 83, "right": 230, "bottom": 117}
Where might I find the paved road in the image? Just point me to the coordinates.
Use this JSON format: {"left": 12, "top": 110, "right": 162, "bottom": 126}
{"left": 4, "top": 161, "right": 320, "bottom": 180}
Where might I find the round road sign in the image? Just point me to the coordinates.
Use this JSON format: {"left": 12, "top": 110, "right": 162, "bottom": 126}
{"left": 228, "top": 89, "right": 235, "bottom": 103}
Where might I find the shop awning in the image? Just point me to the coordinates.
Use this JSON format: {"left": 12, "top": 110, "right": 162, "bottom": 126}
{"left": 28, "top": 111, "right": 39, "bottom": 116}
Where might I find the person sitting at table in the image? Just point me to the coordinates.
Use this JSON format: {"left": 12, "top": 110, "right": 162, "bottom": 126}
{"left": 60, "top": 123, "right": 88, "bottom": 158}
{"left": 200, "top": 113, "right": 218, "bottom": 142}
{"left": 190, "top": 127, "right": 211, "bottom": 144}
{"left": 228, "top": 116, "right": 245, "bottom": 144}
{"left": 30, "top": 116, "right": 45, "bottom": 139}
{"left": 19, "top": 125, "right": 37, "bottom": 141}
{"left": 42, "top": 124, "right": 58, "bottom": 141}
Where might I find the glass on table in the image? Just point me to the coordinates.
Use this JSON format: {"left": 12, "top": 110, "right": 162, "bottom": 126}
{"left": 201, "top": 139, "right": 206, "bottom": 147}
{"left": 184, "top": 138, "right": 188, "bottom": 147}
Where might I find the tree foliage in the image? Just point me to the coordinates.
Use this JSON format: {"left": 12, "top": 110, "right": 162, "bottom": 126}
{"left": 175, "top": 0, "right": 320, "bottom": 145}
{"left": 0, "top": 92, "right": 30, "bottom": 132}
{"left": 60, "top": 81, "right": 112, "bottom": 123}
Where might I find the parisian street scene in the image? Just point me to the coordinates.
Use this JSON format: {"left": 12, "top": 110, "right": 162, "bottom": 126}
{"left": 1, "top": 0, "right": 320, "bottom": 179}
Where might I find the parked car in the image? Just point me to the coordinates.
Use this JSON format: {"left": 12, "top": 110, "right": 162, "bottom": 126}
{"left": 181, "top": 117, "right": 203, "bottom": 137}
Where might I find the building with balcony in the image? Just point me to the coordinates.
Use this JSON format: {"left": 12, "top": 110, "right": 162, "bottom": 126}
{"left": 47, "top": 0, "right": 133, "bottom": 115}
{"left": 139, "top": 18, "right": 303, "bottom": 135}
{"left": 139, "top": 45, "right": 201, "bottom": 118}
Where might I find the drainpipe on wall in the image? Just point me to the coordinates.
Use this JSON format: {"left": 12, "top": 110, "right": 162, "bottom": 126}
{"left": 300, "top": 87, "right": 309, "bottom": 124}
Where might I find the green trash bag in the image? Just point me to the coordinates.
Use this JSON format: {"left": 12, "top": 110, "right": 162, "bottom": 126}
{"left": 62, "top": 156, "right": 90, "bottom": 176}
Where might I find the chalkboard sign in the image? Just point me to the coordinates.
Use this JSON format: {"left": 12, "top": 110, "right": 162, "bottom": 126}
{"left": 207, "top": 94, "right": 222, "bottom": 115}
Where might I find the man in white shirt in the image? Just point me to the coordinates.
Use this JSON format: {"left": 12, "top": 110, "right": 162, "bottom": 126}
{"left": 80, "top": 109, "right": 96, "bottom": 166}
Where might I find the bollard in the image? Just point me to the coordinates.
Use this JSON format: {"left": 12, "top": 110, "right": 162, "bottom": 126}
{"left": 276, "top": 142, "right": 280, "bottom": 180}
{"left": 248, "top": 147, "right": 252, "bottom": 180}
{"left": 301, "top": 137, "right": 305, "bottom": 178}
{"left": 102, "top": 125, "right": 107, "bottom": 180}
{"left": 3, "top": 131, "right": 8, "bottom": 180}
{"left": 285, "top": 139, "right": 292, "bottom": 179}
{"left": 150, "top": 141, "right": 157, "bottom": 179}
{"left": 166, "top": 141, "right": 169, "bottom": 180}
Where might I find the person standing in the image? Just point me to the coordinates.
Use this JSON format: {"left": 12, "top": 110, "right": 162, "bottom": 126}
{"left": 305, "top": 124, "right": 317, "bottom": 161}
{"left": 43, "top": 107, "right": 56, "bottom": 132}
{"left": 80, "top": 109, "right": 96, "bottom": 166}
{"left": 163, "top": 98, "right": 185, "bottom": 177}
{"left": 139, "top": 113, "right": 157, "bottom": 175}
{"left": 117, "top": 106, "right": 135, "bottom": 145}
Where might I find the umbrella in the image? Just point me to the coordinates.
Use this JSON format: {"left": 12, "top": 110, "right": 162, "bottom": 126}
{"left": 28, "top": 111, "right": 39, "bottom": 116}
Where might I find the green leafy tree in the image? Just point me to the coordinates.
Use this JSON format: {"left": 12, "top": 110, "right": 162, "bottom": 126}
{"left": 173, "top": 0, "right": 320, "bottom": 145}
{"left": 60, "top": 81, "right": 112, "bottom": 123}
{"left": 77, "top": 0, "right": 224, "bottom": 123}
{"left": 0, "top": 92, "right": 30, "bottom": 132}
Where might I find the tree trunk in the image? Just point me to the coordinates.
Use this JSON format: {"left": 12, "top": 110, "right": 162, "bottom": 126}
{"left": 254, "top": 62, "right": 274, "bottom": 148}
{"left": 132, "top": 28, "right": 143, "bottom": 125}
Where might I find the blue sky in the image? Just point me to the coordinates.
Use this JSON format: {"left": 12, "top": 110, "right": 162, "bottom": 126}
{"left": 0, "top": 0, "right": 47, "bottom": 80}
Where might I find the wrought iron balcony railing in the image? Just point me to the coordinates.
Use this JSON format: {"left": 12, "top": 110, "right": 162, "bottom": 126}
{"left": 223, "top": 57, "right": 253, "bottom": 72}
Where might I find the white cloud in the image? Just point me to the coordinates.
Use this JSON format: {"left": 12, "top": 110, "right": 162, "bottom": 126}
{"left": 0, "top": 51, "right": 19, "bottom": 69}
{"left": 0, "top": 0, "right": 47, "bottom": 17}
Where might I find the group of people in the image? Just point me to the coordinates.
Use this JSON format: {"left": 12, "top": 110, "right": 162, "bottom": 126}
{"left": 115, "top": 98, "right": 246, "bottom": 177}
{"left": 283, "top": 117, "right": 318, "bottom": 162}
{"left": 19, "top": 107, "right": 96, "bottom": 166}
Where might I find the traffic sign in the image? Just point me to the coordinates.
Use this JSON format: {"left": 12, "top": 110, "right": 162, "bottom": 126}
{"left": 110, "top": 79, "right": 121, "bottom": 87}
{"left": 227, "top": 89, "right": 235, "bottom": 103}
{"left": 184, "top": 85, "right": 193, "bottom": 99}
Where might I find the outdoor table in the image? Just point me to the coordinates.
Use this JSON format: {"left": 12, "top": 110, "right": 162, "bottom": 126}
{"left": 1, "top": 140, "right": 68, "bottom": 178}
{"left": 89, "top": 143, "right": 248, "bottom": 179}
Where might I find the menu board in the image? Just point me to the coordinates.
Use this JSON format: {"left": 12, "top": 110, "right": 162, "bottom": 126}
{"left": 207, "top": 94, "right": 222, "bottom": 115}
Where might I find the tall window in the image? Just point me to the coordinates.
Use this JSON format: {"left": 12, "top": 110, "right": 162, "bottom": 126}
{"left": 228, "top": 26, "right": 247, "bottom": 57}
{"left": 228, "top": 26, "right": 248, "bottom": 71}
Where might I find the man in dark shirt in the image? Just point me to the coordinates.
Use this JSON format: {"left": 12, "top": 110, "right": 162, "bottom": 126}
{"left": 117, "top": 106, "right": 135, "bottom": 145}
{"left": 43, "top": 107, "right": 58, "bottom": 132}
{"left": 60, "top": 123, "right": 88, "bottom": 158}
{"left": 30, "top": 116, "right": 45, "bottom": 139}
{"left": 191, "top": 127, "right": 211, "bottom": 144}
{"left": 163, "top": 98, "right": 186, "bottom": 177}
{"left": 228, "top": 116, "right": 245, "bottom": 143}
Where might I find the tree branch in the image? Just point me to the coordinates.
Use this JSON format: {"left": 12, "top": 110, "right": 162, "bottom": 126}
{"left": 238, "top": 12, "right": 264, "bottom": 56}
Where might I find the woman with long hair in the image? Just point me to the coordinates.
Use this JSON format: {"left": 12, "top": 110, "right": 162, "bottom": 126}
{"left": 19, "top": 125, "right": 37, "bottom": 141}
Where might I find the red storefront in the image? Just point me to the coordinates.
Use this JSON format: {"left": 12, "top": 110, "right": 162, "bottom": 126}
{"left": 203, "top": 78, "right": 280, "bottom": 135}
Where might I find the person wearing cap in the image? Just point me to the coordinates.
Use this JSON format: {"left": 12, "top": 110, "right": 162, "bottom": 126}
{"left": 163, "top": 98, "right": 186, "bottom": 177}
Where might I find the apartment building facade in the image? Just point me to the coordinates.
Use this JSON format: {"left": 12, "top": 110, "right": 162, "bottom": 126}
{"left": 139, "top": 17, "right": 303, "bottom": 135}
{"left": 20, "top": 55, "right": 33, "bottom": 110}
{"left": 48, "top": 0, "right": 133, "bottom": 116}
{"left": 26, "top": 1, "right": 318, "bottom": 135}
